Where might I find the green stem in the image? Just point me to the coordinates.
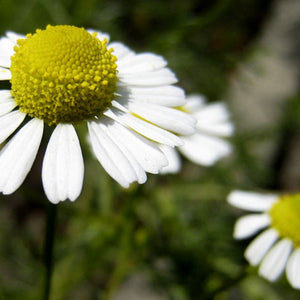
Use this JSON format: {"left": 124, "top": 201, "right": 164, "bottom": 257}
{"left": 43, "top": 202, "right": 58, "bottom": 300}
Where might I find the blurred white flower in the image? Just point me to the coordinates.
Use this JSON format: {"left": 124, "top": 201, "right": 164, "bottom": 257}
{"left": 160, "top": 94, "right": 234, "bottom": 174}
{"left": 228, "top": 190, "right": 300, "bottom": 289}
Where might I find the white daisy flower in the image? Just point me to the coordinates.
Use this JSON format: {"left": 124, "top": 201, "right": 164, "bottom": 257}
{"left": 228, "top": 190, "right": 300, "bottom": 289}
{"left": 160, "top": 94, "right": 234, "bottom": 174}
{"left": 0, "top": 25, "right": 196, "bottom": 204}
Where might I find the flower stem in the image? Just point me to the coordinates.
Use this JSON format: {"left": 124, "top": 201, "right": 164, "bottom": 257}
{"left": 43, "top": 202, "right": 58, "bottom": 300}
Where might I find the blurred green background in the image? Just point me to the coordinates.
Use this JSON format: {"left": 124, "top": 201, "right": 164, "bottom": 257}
{"left": 0, "top": 0, "right": 299, "bottom": 299}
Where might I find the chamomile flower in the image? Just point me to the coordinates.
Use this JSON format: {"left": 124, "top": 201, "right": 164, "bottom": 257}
{"left": 160, "top": 94, "right": 234, "bottom": 174}
{"left": 0, "top": 25, "right": 195, "bottom": 204}
{"left": 228, "top": 190, "right": 300, "bottom": 289}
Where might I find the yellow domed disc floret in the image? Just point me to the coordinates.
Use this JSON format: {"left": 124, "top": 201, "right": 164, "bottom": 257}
{"left": 10, "top": 25, "right": 118, "bottom": 125}
{"left": 269, "top": 193, "right": 300, "bottom": 247}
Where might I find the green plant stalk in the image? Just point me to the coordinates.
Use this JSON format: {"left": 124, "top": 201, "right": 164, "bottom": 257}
{"left": 43, "top": 202, "right": 58, "bottom": 300}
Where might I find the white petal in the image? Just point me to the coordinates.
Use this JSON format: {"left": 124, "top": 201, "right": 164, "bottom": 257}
{"left": 42, "top": 124, "right": 84, "bottom": 204}
{"left": 259, "top": 238, "right": 293, "bottom": 282}
{"left": 197, "top": 120, "right": 234, "bottom": 137}
{"left": 0, "top": 90, "right": 17, "bottom": 116}
{"left": 6, "top": 31, "right": 25, "bottom": 43}
{"left": 0, "top": 118, "right": 43, "bottom": 194}
{"left": 195, "top": 102, "right": 234, "bottom": 137}
{"left": 92, "top": 119, "right": 142, "bottom": 184}
{"left": 194, "top": 102, "right": 231, "bottom": 124}
{"left": 0, "top": 67, "right": 11, "bottom": 80}
{"left": 106, "top": 107, "right": 183, "bottom": 147}
{"left": 0, "top": 110, "right": 26, "bottom": 144}
{"left": 191, "top": 98, "right": 234, "bottom": 136}
{"left": 228, "top": 190, "right": 278, "bottom": 212}
{"left": 109, "top": 42, "right": 135, "bottom": 60}
{"left": 0, "top": 37, "right": 14, "bottom": 68}
{"left": 185, "top": 94, "right": 206, "bottom": 112}
{"left": 122, "top": 85, "right": 186, "bottom": 107}
{"left": 104, "top": 119, "right": 168, "bottom": 173}
{"left": 87, "top": 29, "right": 110, "bottom": 42}
{"left": 104, "top": 121, "right": 147, "bottom": 184}
{"left": 245, "top": 228, "right": 279, "bottom": 266}
{"left": 158, "top": 145, "right": 181, "bottom": 174}
{"left": 233, "top": 213, "right": 270, "bottom": 239}
{"left": 119, "top": 68, "right": 177, "bottom": 86}
{"left": 88, "top": 121, "right": 136, "bottom": 188}
{"left": 118, "top": 53, "right": 167, "bottom": 74}
{"left": 286, "top": 248, "right": 300, "bottom": 289}
{"left": 126, "top": 101, "right": 196, "bottom": 135}
{"left": 179, "top": 134, "right": 231, "bottom": 166}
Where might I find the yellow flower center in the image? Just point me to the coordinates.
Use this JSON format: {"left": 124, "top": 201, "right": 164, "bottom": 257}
{"left": 269, "top": 193, "right": 300, "bottom": 247}
{"left": 10, "top": 25, "right": 118, "bottom": 125}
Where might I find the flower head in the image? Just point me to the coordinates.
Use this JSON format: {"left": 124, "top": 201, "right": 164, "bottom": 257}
{"left": 0, "top": 25, "right": 195, "bottom": 204}
{"left": 160, "top": 94, "right": 234, "bottom": 174}
{"left": 228, "top": 190, "right": 300, "bottom": 289}
{"left": 10, "top": 26, "right": 118, "bottom": 125}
